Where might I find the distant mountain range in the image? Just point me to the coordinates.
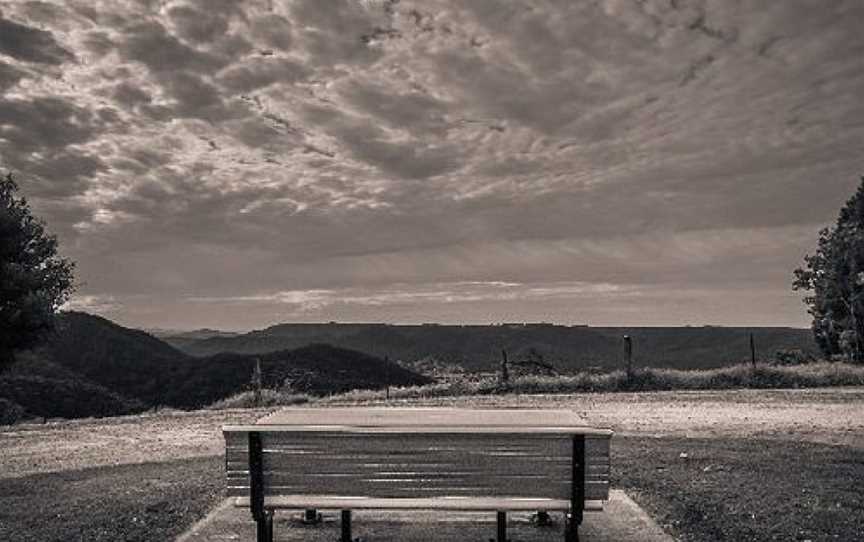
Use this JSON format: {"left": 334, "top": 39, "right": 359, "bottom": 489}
{"left": 160, "top": 322, "right": 818, "bottom": 372}
{"left": 0, "top": 313, "right": 820, "bottom": 423}
{"left": 0, "top": 312, "right": 428, "bottom": 421}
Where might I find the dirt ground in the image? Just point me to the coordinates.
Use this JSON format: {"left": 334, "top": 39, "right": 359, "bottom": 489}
{"left": 1, "top": 388, "right": 863, "bottom": 541}
{"left": 1, "top": 387, "right": 862, "bottom": 480}
{"left": 0, "top": 408, "right": 277, "bottom": 479}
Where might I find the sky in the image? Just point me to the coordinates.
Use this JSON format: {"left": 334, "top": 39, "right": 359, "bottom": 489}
{"left": 1, "top": 0, "right": 863, "bottom": 331}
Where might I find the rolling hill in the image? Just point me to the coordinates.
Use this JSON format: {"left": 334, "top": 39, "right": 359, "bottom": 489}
{"left": 166, "top": 322, "right": 818, "bottom": 372}
{"left": 0, "top": 313, "right": 429, "bottom": 421}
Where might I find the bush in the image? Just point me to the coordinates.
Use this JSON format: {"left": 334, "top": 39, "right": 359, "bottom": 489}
{"left": 0, "top": 398, "right": 26, "bottom": 425}
{"left": 320, "top": 361, "right": 864, "bottom": 402}
{"left": 773, "top": 349, "right": 818, "bottom": 366}
{"left": 207, "top": 389, "right": 310, "bottom": 410}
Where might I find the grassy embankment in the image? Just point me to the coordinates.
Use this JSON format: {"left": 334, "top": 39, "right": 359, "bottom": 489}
{"left": 212, "top": 361, "right": 864, "bottom": 408}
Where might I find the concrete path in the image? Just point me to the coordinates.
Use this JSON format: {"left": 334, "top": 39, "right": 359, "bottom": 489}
{"left": 177, "top": 490, "right": 674, "bottom": 541}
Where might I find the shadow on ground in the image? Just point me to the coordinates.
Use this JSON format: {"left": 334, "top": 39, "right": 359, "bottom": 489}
{"left": 177, "top": 490, "right": 672, "bottom": 542}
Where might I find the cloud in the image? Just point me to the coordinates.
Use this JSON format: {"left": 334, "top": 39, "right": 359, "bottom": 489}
{"left": 120, "top": 21, "right": 228, "bottom": 74}
{"left": 188, "top": 280, "right": 636, "bottom": 314}
{"left": 0, "top": 15, "right": 73, "bottom": 64}
{"left": 63, "top": 294, "right": 121, "bottom": 314}
{"left": 1, "top": 0, "right": 862, "bottom": 328}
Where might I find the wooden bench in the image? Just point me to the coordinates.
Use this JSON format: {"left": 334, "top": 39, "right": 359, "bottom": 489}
{"left": 224, "top": 408, "right": 612, "bottom": 542}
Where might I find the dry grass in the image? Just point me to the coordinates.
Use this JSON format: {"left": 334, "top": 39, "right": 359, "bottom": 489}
{"left": 613, "top": 435, "right": 864, "bottom": 541}
{"left": 206, "top": 389, "right": 309, "bottom": 409}
{"left": 0, "top": 456, "right": 225, "bottom": 542}
{"left": 312, "top": 362, "right": 864, "bottom": 404}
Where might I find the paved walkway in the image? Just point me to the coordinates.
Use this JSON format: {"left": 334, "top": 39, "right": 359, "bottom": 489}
{"left": 177, "top": 490, "right": 673, "bottom": 541}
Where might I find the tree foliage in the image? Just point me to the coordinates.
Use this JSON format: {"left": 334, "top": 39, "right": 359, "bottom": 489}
{"left": 0, "top": 171, "right": 75, "bottom": 370}
{"left": 794, "top": 177, "right": 864, "bottom": 362}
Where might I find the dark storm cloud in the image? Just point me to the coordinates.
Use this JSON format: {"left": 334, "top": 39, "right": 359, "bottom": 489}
{"left": 0, "top": 16, "right": 73, "bottom": 64}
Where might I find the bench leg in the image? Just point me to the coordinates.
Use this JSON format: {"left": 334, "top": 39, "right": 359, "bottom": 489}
{"left": 341, "top": 509, "right": 352, "bottom": 542}
{"left": 534, "top": 510, "right": 553, "bottom": 526}
{"left": 303, "top": 508, "right": 322, "bottom": 525}
{"left": 565, "top": 512, "right": 580, "bottom": 542}
{"left": 256, "top": 510, "right": 273, "bottom": 542}
{"left": 497, "top": 511, "right": 507, "bottom": 542}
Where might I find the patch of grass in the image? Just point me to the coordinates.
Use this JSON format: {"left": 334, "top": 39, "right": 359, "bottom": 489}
{"left": 0, "top": 456, "right": 224, "bottom": 542}
{"left": 321, "top": 362, "right": 864, "bottom": 403}
{"left": 613, "top": 436, "right": 864, "bottom": 542}
{"left": 206, "top": 389, "right": 310, "bottom": 410}
{"left": 3, "top": 436, "right": 860, "bottom": 542}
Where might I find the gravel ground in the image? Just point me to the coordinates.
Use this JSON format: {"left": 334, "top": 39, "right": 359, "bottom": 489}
{"left": 0, "top": 408, "right": 277, "bottom": 479}
{"left": 2, "top": 388, "right": 862, "bottom": 480}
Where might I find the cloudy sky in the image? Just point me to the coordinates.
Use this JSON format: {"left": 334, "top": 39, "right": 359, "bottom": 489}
{"left": 1, "top": 0, "right": 862, "bottom": 330}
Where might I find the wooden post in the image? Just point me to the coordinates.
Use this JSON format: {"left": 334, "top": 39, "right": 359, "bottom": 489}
{"left": 252, "top": 358, "right": 263, "bottom": 407}
{"left": 384, "top": 355, "right": 390, "bottom": 401}
{"left": 623, "top": 335, "right": 633, "bottom": 380}
{"left": 500, "top": 349, "right": 510, "bottom": 386}
{"left": 750, "top": 332, "right": 757, "bottom": 368}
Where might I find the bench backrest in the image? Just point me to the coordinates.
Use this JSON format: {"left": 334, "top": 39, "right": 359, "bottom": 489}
{"left": 224, "top": 427, "right": 610, "bottom": 508}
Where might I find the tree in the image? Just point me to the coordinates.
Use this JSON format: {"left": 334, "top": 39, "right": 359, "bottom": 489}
{"left": 793, "top": 177, "right": 864, "bottom": 362}
{"left": 0, "top": 171, "right": 75, "bottom": 370}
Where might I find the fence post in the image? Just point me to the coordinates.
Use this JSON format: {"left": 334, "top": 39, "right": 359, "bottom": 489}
{"left": 251, "top": 358, "right": 263, "bottom": 407}
{"left": 623, "top": 335, "right": 633, "bottom": 381}
{"left": 384, "top": 355, "right": 390, "bottom": 400}
{"left": 750, "top": 332, "right": 757, "bottom": 369}
{"left": 500, "top": 349, "right": 510, "bottom": 387}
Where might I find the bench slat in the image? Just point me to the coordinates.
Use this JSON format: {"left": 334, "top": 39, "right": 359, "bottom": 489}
{"left": 226, "top": 480, "right": 609, "bottom": 500}
{"left": 225, "top": 464, "right": 610, "bottom": 479}
{"left": 225, "top": 455, "right": 609, "bottom": 471}
{"left": 225, "top": 431, "right": 609, "bottom": 454}
{"left": 231, "top": 495, "right": 606, "bottom": 511}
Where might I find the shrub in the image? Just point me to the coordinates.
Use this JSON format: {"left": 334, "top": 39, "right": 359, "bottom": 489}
{"left": 0, "top": 398, "right": 26, "bottom": 425}
{"left": 207, "top": 389, "right": 310, "bottom": 409}
{"left": 321, "top": 361, "right": 864, "bottom": 402}
{"left": 773, "top": 349, "right": 818, "bottom": 366}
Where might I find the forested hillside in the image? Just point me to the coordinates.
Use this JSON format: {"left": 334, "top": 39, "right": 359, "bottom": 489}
{"left": 168, "top": 322, "right": 817, "bottom": 371}
{"left": 0, "top": 313, "right": 427, "bottom": 422}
